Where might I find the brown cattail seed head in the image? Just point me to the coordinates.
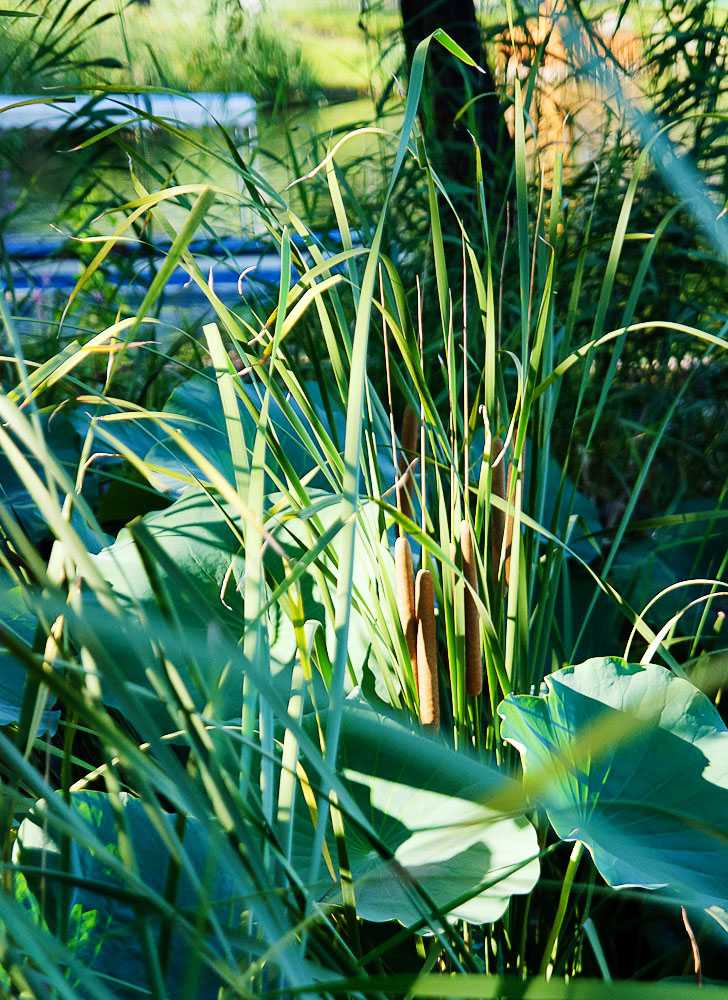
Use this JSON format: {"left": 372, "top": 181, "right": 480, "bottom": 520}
{"left": 490, "top": 437, "right": 506, "bottom": 580}
{"left": 460, "top": 519, "right": 482, "bottom": 697}
{"left": 397, "top": 404, "right": 418, "bottom": 523}
{"left": 394, "top": 536, "right": 418, "bottom": 689}
{"left": 415, "top": 568, "right": 439, "bottom": 729}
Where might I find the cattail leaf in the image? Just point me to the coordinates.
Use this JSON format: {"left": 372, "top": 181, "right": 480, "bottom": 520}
{"left": 461, "top": 520, "right": 482, "bottom": 698}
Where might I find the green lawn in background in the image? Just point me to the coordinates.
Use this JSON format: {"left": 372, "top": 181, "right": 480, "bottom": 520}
{"left": 278, "top": 0, "right": 401, "bottom": 95}
{"left": 1, "top": 0, "right": 675, "bottom": 103}
{"left": 1, "top": 0, "right": 401, "bottom": 100}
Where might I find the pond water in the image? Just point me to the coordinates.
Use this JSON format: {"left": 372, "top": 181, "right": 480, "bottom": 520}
{"left": 1, "top": 76, "right": 642, "bottom": 249}
{"left": 0, "top": 96, "right": 402, "bottom": 243}
{"left": 0, "top": 94, "right": 409, "bottom": 332}
{"left": 3, "top": 71, "right": 694, "bottom": 284}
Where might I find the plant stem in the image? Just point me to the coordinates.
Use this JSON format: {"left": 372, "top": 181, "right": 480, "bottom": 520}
{"left": 539, "top": 840, "right": 583, "bottom": 979}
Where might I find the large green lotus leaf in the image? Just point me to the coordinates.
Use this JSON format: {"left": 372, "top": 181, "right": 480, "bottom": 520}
{"left": 532, "top": 452, "right": 601, "bottom": 565}
{"left": 93, "top": 485, "right": 245, "bottom": 611}
{"left": 499, "top": 657, "right": 728, "bottom": 913}
{"left": 85, "top": 486, "right": 288, "bottom": 730}
{"left": 0, "top": 575, "right": 58, "bottom": 734}
{"left": 86, "top": 488, "right": 398, "bottom": 732}
{"left": 295, "top": 705, "right": 540, "bottom": 925}
{"left": 144, "top": 373, "right": 396, "bottom": 501}
{"left": 70, "top": 400, "right": 168, "bottom": 466}
{"left": 144, "top": 374, "right": 342, "bottom": 496}
{"left": 264, "top": 495, "right": 401, "bottom": 707}
{"left": 16, "top": 791, "right": 237, "bottom": 999}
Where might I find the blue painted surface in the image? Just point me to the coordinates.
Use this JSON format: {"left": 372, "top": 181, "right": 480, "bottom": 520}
{"left": 1, "top": 231, "right": 355, "bottom": 300}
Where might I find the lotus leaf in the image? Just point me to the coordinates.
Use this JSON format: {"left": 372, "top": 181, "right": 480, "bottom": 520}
{"left": 144, "top": 372, "right": 393, "bottom": 497}
{"left": 16, "top": 791, "right": 238, "bottom": 999}
{"left": 84, "top": 488, "right": 399, "bottom": 735}
{"left": 499, "top": 657, "right": 728, "bottom": 917}
{"left": 0, "top": 574, "right": 58, "bottom": 734}
{"left": 296, "top": 705, "right": 540, "bottom": 925}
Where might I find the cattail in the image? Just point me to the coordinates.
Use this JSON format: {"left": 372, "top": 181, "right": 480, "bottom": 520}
{"left": 490, "top": 437, "right": 506, "bottom": 579}
{"left": 398, "top": 404, "right": 418, "bottom": 522}
{"left": 415, "top": 568, "right": 439, "bottom": 729}
{"left": 395, "top": 536, "right": 418, "bottom": 688}
{"left": 460, "top": 519, "right": 482, "bottom": 697}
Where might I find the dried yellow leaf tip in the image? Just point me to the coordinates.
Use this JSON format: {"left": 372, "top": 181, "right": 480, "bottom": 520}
{"left": 415, "top": 568, "right": 439, "bottom": 730}
{"left": 398, "top": 404, "right": 418, "bottom": 523}
{"left": 395, "top": 536, "right": 418, "bottom": 689}
{"left": 490, "top": 436, "right": 506, "bottom": 580}
{"left": 460, "top": 519, "right": 482, "bottom": 697}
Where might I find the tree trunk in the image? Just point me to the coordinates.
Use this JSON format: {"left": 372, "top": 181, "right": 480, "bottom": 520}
{"left": 399, "top": 0, "right": 507, "bottom": 192}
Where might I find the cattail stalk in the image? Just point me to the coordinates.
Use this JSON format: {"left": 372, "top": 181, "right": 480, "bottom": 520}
{"left": 397, "top": 404, "right": 418, "bottom": 522}
{"left": 381, "top": 264, "right": 399, "bottom": 520}
{"left": 460, "top": 519, "right": 482, "bottom": 697}
{"left": 415, "top": 568, "right": 439, "bottom": 729}
{"left": 490, "top": 437, "right": 506, "bottom": 579}
{"left": 394, "top": 536, "right": 418, "bottom": 689}
{"left": 503, "top": 460, "right": 516, "bottom": 588}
